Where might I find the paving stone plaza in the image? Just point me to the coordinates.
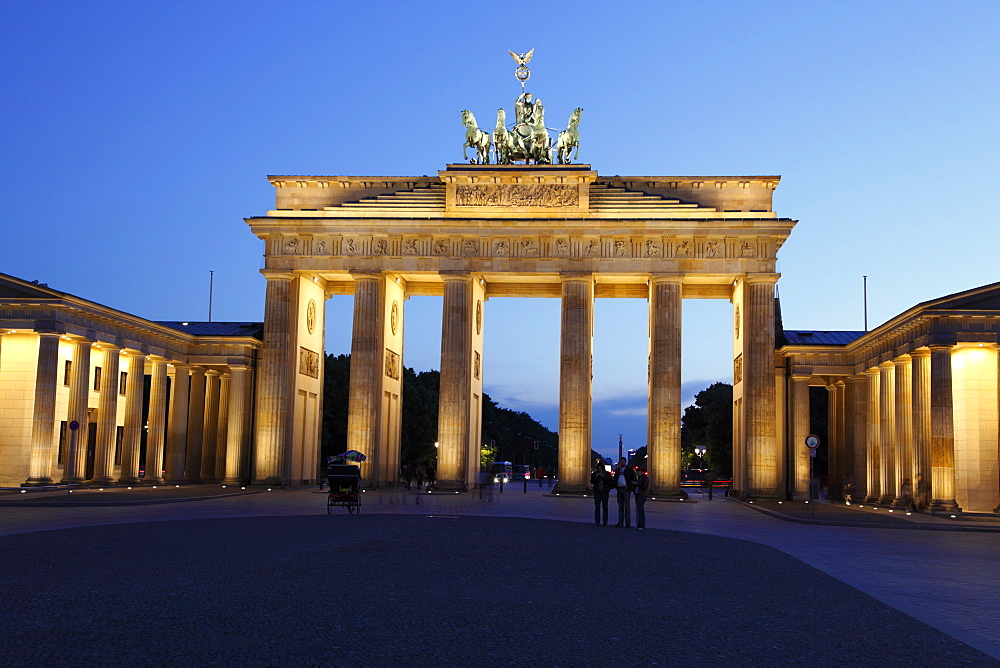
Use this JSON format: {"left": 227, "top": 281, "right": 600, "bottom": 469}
{"left": 0, "top": 486, "right": 997, "bottom": 665}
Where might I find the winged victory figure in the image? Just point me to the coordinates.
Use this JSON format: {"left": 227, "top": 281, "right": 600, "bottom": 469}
{"left": 509, "top": 48, "right": 534, "bottom": 66}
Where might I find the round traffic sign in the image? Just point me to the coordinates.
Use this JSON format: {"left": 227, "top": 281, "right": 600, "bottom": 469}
{"left": 805, "top": 434, "right": 820, "bottom": 449}
{"left": 69, "top": 420, "right": 80, "bottom": 431}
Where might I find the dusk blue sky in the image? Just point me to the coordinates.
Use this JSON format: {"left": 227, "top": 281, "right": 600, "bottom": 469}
{"left": 4, "top": 1, "right": 998, "bottom": 459}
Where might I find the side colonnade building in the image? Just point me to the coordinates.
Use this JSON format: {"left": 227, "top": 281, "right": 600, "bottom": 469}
{"left": 0, "top": 273, "right": 262, "bottom": 488}
{"left": 779, "top": 283, "right": 1000, "bottom": 513}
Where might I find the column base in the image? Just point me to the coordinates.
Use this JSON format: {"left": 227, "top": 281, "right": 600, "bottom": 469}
{"left": 21, "top": 477, "right": 54, "bottom": 487}
{"left": 741, "top": 490, "right": 783, "bottom": 501}
{"left": 433, "top": 479, "right": 467, "bottom": 492}
{"left": 253, "top": 476, "right": 284, "bottom": 487}
{"left": 117, "top": 476, "right": 140, "bottom": 486}
{"left": 551, "top": 482, "right": 588, "bottom": 495}
{"left": 142, "top": 477, "right": 164, "bottom": 485}
{"left": 90, "top": 477, "right": 115, "bottom": 487}
{"left": 879, "top": 494, "right": 895, "bottom": 506}
{"left": 864, "top": 494, "right": 880, "bottom": 504}
{"left": 928, "top": 499, "right": 962, "bottom": 514}
{"left": 647, "top": 487, "right": 688, "bottom": 501}
{"left": 221, "top": 477, "right": 243, "bottom": 486}
{"left": 889, "top": 496, "right": 909, "bottom": 510}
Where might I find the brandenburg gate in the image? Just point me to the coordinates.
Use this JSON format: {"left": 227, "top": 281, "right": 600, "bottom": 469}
{"left": 245, "top": 164, "right": 795, "bottom": 496}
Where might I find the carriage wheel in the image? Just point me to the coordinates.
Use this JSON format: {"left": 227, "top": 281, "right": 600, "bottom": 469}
{"left": 347, "top": 503, "right": 355, "bottom": 514}
{"left": 327, "top": 496, "right": 334, "bottom": 515}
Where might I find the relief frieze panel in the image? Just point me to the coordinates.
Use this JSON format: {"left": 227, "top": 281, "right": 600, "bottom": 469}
{"left": 454, "top": 184, "right": 579, "bottom": 208}
{"left": 299, "top": 347, "right": 320, "bottom": 379}
{"left": 384, "top": 349, "right": 400, "bottom": 380}
{"left": 274, "top": 233, "right": 774, "bottom": 262}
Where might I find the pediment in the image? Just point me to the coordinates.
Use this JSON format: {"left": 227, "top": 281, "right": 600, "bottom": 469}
{"left": 922, "top": 282, "right": 1000, "bottom": 312}
{"left": 0, "top": 273, "right": 62, "bottom": 299}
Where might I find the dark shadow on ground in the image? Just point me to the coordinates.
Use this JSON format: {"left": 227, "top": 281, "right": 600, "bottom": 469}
{"left": 0, "top": 516, "right": 993, "bottom": 666}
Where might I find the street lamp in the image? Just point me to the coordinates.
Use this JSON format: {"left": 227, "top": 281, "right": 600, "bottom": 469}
{"left": 694, "top": 446, "right": 706, "bottom": 470}
{"left": 694, "top": 446, "right": 710, "bottom": 498}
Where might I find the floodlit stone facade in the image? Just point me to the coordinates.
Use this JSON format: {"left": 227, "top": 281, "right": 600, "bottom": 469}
{"left": 779, "top": 284, "right": 1000, "bottom": 513}
{"left": 0, "top": 274, "right": 262, "bottom": 488}
{"left": 246, "top": 164, "right": 796, "bottom": 495}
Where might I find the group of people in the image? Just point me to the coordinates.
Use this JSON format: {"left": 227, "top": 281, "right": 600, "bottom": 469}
{"left": 899, "top": 473, "right": 931, "bottom": 511}
{"left": 590, "top": 457, "right": 650, "bottom": 530}
{"left": 399, "top": 462, "right": 436, "bottom": 491}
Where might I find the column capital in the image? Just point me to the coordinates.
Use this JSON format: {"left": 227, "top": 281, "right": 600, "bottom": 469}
{"left": 648, "top": 274, "right": 684, "bottom": 286}
{"left": 350, "top": 271, "right": 384, "bottom": 281}
{"left": 439, "top": 271, "right": 472, "bottom": 282}
{"left": 909, "top": 348, "right": 931, "bottom": 359}
{"left": 227, "top": 363, "right": 251, "bottom": 371}
{"left": 742, "top": 273, "right": 780, "bottom": 285}
{"left": 893, "top": 354, "right": 912, "bottom": 366}
{"left": 927, "top": 343, "right": 954, "bottom": 352}
{"left": 205, "top": 369, "right": 222, "bottom": 378}
{"left": 260, "top": 270, "right": 294, "bottom": 282}
{"left": 878, "top": 360, "right": 895, "bottom": 370}
{"left": 790, "top": 373, "right": 812, "bottom": 382}
{"left": 864, "top": 367, "right": 880, "bottom": 377}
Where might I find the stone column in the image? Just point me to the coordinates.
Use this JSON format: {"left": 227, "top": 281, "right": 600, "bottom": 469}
{"left": 894, "top": 355, "right": 914, "bottom": 506}
{"left": 184, "top": 367, "right": 206, "bottom": 482}
{"left": 24, "top": 333, "right": 61, "bottom": 486}
{"left": 64, "top": 339, "right": 92, "bottom": 484}
{"left": 144, "top": 358, "right": 168, "bottom": 484}
{"left": 833, "top": 380, "right": 847, "bottom": 496}
{"left": 928, "top": 344, "right": 960, "bottom": 512}
{"left": 647, "top": 276, "right": 682, "bottom": 497}
{"left": 745, "top": 275, "right": 778, "bottom": 497}
{"left": 200, "top": 370, "right": 221, "bottom": 483}
{"left": 878, "top": 362, "right": 896, "bottom": 505}
{"left": 254, "top": 272, "right": 294, "bottom": 486}
{"left": 214, "top": 373, "right": 230, "bottom": 481}
{"left": 790, "top": 374, "right": 811, "bottom": 500}
{"left": 825, "top": 382, "right": 842, "bottom": 498}
{"left": 436, "top": 273, "right": 474, "bottom": 491}
{"left": 849, "top": 375, "right": 867, "bottom": 500}
{"left": 844, "top": 376, "right": 862, "bottom": 498}
{"left": 864, "top": 368, "right": 881, "bottom": 503}
{"left": 91, "top": 345, "right": 121, "bottom": 485}
{"left": 223, "top": 365, "right": 251, "bottom": 485}
{"left": 555, "top": 275, "right": 593, "bottom": 494}
{"left": 164, "top": 362, "right": 190, "bottom": 484}
{"left": 117, "top": 352, "right": 145, "bottom": 485}
{"left": 910, "top": 349, "right": 932, "bottom": 491}
{"left": 346, "top": 274, "right": 383, "bottom": 485}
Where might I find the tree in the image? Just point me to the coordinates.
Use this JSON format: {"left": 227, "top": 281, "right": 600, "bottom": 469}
{"left": 322, "top": 353, "right": 558, "bottom": 472}
{"left": 680, "top": 382, "right": 733, "bottom": 477}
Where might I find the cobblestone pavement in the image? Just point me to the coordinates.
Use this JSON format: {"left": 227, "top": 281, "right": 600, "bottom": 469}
{"left": 1, "top": 484, "right": 998, "bottom": 664}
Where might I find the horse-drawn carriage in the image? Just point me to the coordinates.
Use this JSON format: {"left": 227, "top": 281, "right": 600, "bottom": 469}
{"left": 326, "top": 464, "right": 362, "bottom": 514}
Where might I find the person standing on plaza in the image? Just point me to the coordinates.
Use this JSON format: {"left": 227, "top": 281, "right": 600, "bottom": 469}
{"left": 915, "top": 473, "right": 930, "bottom": 510}
{"left": 634, "top": 464, "right": 650, "bottom": 530}
{"left": 590, "top": 463, "right": 612, "bottom": 526}
{"left": 614, "top": 457, "right": 637, "bottom": 527}
{"left": 900, "top": 477, "right": 915, "bottom": 511}
{"left": 415, "top": 463, "right": 426, "bottom": 490}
